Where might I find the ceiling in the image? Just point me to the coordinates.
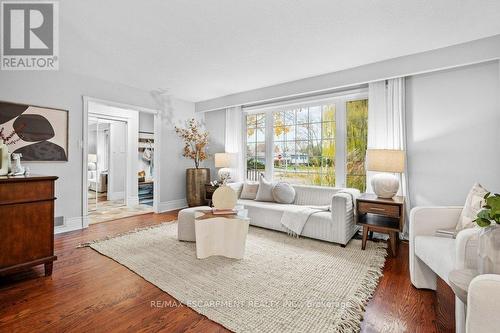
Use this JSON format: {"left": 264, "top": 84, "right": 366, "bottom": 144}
{"left": 60, "top": 1, "right": 500, "bottom": 102}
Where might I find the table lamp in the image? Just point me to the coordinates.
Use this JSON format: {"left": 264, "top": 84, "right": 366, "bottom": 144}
{"left": 366, "top": 149, "right": 405, "bottom": 198}
{"left": 214, "top": 153, "right": 233, "bottom": 183}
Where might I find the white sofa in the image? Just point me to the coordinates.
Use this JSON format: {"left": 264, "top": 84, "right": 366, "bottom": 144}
{"left": 409, "top": 206, "right": 486, "bottom": 333}
{"left": 229, "top": 183, "right": 360, "bottom": 246}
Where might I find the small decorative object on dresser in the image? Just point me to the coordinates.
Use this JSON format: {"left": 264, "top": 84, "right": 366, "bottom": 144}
{"left": 175, "top": 118, "right": 210, "bottom": 207}
{"left": 366, "top": 149, "right": 405, "bottom": 198}
{"left": 357, "top": 193, "right": 405, "bottom": 256}
{"left": 0, "top": 175, "right": 58, "bottom": 276}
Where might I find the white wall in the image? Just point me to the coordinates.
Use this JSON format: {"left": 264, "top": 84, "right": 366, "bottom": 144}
{"left": 139, "top": 112, "right": 154, "bottom": 133}
{"left": 406, "top": 61, "right": 500, "bottom": 206}
{"left": 204, "top": 109, "right": 226, "bottom": 178}
{"left": 158, "top": 98, "right": 203, "bottom": 211}
{"left": 0, "top": 71, "right": 195, "bottom": 228}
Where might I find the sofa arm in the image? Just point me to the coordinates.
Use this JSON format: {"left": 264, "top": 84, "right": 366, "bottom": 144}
{"left": 331, "top": 189, "right": 360, "bottom": 245}
{"left": 466, "top": 274, "right": 500, "bottom": 333}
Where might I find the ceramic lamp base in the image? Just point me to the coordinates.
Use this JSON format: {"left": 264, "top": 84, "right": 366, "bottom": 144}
{"left": 371, "top": 173, "right": 400, "bottom": 198}
{"left": 218, "top": 168, "right": 231, "bottom": 182}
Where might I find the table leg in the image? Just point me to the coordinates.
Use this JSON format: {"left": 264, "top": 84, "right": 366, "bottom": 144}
{"left": 44, "top": 262, "right": 53, "bottom": 276}
{"left": 362, "top": 227, "right": 369, "bottom": 250}
{"left": 389, "top": 232, "right": 397, "bottom": 257}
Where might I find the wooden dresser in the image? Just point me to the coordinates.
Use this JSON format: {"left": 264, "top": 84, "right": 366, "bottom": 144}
{"left": 0, "top": 175, "right": 58, "bottom": 276}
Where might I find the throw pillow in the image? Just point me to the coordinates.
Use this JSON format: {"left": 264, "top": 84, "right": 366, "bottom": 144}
{"left": 226, "top": 182, "right": 243, "bottom": 198}
{"left": 272, "top": 182, "right": 295, "bottom": 204}
{"left": 240, "top": 182, "right": 259, "bottom": 200}
{"left": 255, "top": 174, "right": 275, "bottom": 202}
{"left": 456, "top": 183, "right": 489, "bottom": 231}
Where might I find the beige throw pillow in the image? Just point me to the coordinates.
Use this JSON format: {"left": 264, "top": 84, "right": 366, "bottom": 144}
{"left": 272, "top": 182, "right": 295, "bottom": 204}
{"left": 456, "top": 183, "right": 489, "bottom": 231}
{"left": 255, "top": 174, "right": 275, "bottom": 202}
{"left": 240, "top": 182, "right": 259, "bottom": 200}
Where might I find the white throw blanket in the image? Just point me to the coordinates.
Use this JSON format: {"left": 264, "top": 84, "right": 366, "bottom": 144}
{"left": 280, "top": 205, "right": 330, "bottom": 237}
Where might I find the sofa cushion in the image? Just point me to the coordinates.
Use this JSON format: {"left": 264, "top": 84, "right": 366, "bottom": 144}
{"left": 240, "top": 182, "right": 259, "bottom": 200}
{"left": 456, "top": 183, "right": 489, "bottom": 231}
{"left": 272, "top": 182, "right": 295, "bottom": 204}
{"left": 255, "top": 175, "right": 275, "bottom": 202}
{"left": 415, "top": 235, "right": 456, "bottom": 283}
{"left": 237, "top": 199, "right": 337, "bottom": 242}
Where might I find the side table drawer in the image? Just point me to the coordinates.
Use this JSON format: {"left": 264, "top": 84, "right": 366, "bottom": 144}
{"left": 358, "top": 202, "right": 400, "bottom": 218}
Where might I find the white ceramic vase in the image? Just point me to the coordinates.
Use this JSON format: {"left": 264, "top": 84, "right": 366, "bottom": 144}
{"left": 371, "top": 173, "right": 400, "bottom": 198}
{"left": 0, "top": 140, "right": 9, "bottom": 176}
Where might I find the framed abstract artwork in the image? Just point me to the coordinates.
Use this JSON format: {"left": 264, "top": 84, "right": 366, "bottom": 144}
{"left": 0, "top": 101, "right": 68, "bottom": 161}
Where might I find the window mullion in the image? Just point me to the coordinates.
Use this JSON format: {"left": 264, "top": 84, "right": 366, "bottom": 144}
{"left": 265, "top": 110, "right": 274, "bottom": 180}
{"left": 335, "top": 100, "right": 347, "bottom": 188}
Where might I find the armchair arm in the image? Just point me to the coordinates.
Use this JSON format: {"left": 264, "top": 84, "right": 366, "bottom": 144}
{"left": 409, "top": 206, "right": 463, "bottom": 237}
{"left": 466, "top": 274, "right": 500, "bottom": 333}
{"left": 455, "top": 228, "right": 480, "bottom": 270}
{"left": 409, "top": 206, "right": 462, "bottom": 289}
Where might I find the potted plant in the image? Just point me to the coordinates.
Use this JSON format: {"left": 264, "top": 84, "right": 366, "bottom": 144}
{"left": 474, "top": 193, "right": 500, "bottom": 274}
{"left": 175, "top": 118, "right": 210, "bottom": 207}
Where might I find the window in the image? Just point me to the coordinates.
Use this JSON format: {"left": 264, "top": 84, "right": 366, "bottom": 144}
{"left": 244, "top": 92, "right": 368, "bottom": 191}
{"left": 272, "top": 105, "right": 336, "bottom": 186}
{"left": 346, "top": 100, "right": 368, "bottom": 192}
{"left": 246, "top": 113, "right": 266, "bottom": 181}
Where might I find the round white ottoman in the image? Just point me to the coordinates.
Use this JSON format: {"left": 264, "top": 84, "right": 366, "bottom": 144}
{"left": 177, "top": 206, "right": 211, "bottom": 241}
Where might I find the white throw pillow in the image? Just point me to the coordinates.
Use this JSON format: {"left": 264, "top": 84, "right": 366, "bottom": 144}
{"left": 255, "top": 174, "right": 275, "bottom": 202}
{"left": 456, "top": 183, "right": 489, "bottom": 231}
{"left": 240, "top": 182, "right": 259, "bottom": 200}
{"left": 272, "top": 182, "right": 295, "bottom": 204}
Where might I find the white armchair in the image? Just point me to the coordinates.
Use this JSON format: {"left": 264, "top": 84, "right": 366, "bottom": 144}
{"left": 409, "top": 206, "right": 479, "bottom": 333}
{"left": 467, "top": 274, "right": 500, "bottom": 333}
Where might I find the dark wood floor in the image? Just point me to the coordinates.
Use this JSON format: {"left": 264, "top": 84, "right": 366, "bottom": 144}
{"left": 0, "top": 211, "right": 438, "bottom": 333}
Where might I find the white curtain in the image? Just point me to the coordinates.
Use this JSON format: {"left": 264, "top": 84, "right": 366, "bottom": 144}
{"left": 367, "top": 78, "right": 411, "bottom": 236}
{"left": 225, "top": 106, "right": 244, "bottom": 182}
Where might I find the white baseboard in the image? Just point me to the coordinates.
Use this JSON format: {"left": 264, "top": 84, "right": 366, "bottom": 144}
{"left": 127, "top": 195, "right": 139, "bottom": 206}
{"left": 55, "top": 216, "right": 87, "bottom": 234}
{"left": 158, "top": 198, "right": 187, "bottom": 213}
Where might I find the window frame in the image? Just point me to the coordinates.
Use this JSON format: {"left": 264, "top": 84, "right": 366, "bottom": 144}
{"left": 243, "top": 90, "right": 368, "bottom": 188}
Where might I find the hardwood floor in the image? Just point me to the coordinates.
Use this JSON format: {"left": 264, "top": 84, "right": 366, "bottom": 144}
{"left": 0, "top": 212, "right": 438, "bottom": 333}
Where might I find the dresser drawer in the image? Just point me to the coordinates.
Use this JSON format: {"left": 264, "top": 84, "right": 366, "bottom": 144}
{"left": 358, "top": 201, "right": 400, "bottom": 218}
{"left": 0, "top": 180, "right": 54, "bottom": 204}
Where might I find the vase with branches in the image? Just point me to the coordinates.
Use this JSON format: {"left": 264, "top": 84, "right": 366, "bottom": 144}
{"left": 175, "top": 118, "right": 209, "bottom": 168}
{"left": 175, "top": 118, "right": 211, "bottom": 206}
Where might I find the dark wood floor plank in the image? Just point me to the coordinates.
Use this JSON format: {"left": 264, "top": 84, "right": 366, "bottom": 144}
{"left": 0, "top": 211, "right": 437, "bottom": 332}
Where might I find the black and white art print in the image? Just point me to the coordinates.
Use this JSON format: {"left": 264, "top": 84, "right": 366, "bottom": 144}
{"left": 0, "top": 101, "right": 68, "bottom": 161}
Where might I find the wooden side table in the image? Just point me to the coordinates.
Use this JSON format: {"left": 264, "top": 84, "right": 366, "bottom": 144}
{"left": 356, "top": 193, "right": 405, "bottom": 256}
{"left": 204, "top": 183, "right": 219, "bottom": 207}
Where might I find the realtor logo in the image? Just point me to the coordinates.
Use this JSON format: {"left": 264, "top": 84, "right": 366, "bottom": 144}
{"left": 1, "top": 1, "right": 59, "bottom": 70}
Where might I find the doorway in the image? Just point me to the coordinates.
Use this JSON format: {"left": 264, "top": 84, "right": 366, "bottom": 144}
{"left": 83, "top": 98, "right": 160, "bottom": 226}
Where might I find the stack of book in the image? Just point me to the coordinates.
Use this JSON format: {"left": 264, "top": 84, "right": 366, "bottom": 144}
{"left": 434, "top": 228, "right": 457, "bottom": 239}
{"left": 212, "top": 208, "right": 237, "bottom": 215}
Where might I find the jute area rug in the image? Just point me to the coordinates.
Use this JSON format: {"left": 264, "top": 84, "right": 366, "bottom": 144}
{"left": 88, "top": 222, "right": 387, "bottom": 333}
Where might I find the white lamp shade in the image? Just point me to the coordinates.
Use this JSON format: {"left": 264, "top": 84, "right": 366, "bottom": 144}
{"left": 366, "top": 149, "right": 405, "bottom": 173}
{"left": 215, "top": 153, "right": 233, "bottom": 168}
